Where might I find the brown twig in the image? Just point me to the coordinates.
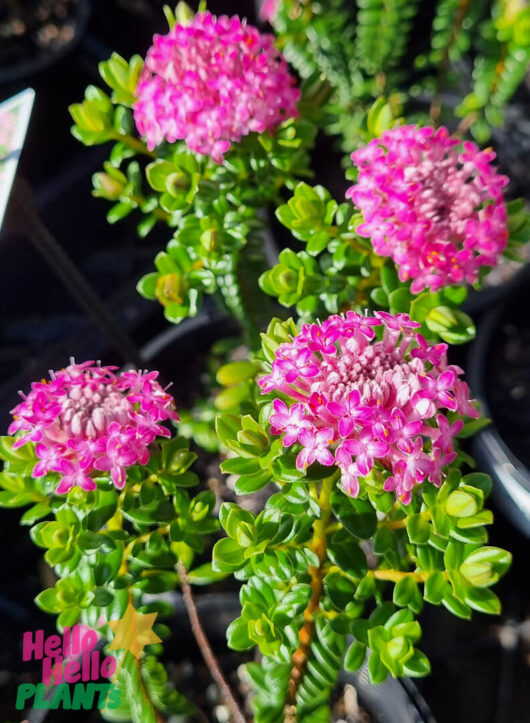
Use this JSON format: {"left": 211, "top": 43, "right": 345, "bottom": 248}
{"left": 454, "top": 111, "right": 479, "bottom": 138}
{"left": 177, "top": 561, "right": 247, "bottom": 723}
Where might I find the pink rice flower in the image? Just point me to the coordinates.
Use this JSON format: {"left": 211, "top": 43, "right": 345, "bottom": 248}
{"left": 346, "top": 125, "right": 509, "bottom": 294}
{"left": 133, "top": 11, "right": 299, "bottom": 162}
{"left": 9, "top": 360, "right": 178, "bottom": 494}
{"left": 259, "top": 311, "right": 479, "bottom": 504}
{"left": 260, "top": 0, "right": 281, "bottom": 22}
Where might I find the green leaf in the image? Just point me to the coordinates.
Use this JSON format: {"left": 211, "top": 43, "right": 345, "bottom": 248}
{"left": 226, "top": 617, "right": 253, "bottom": 651}
{"left": 442, "top": 285, "right": 467, "bottom": 306}
{"left": 58, "top": 607, "right": 82, "bottom": 628}
{"left": 446, "top": 490, "right": 478, "bottom": 518}
{"left": 367, "top": 98, "right": 395, "bottom": 136}
{"left": 328, "top": 533, "right": 367, "bottom": 579}
{"left": 344, "top": 641, "right": 366, "bottom": 672}
{"left": 373, "top": 526, "right": 396, "bottom": 555}
{"left": 134, "top": 571, "right": 179, "bottom": 594}
{"left": 0, "top": 436, "right": 37, "bottom": 464}
{"left": 215, "top": 415, "right": 241, "bottom": 448}
{"left": 393, "top": 577, "right": 420, "bottom": 609}
{"left": 86, "top": 490, "right": 118, "bottom": 531}
{"left": 442, "top": 591, "right": 472, "bottom": 619}
{"left": 388, "top": 288, "right": 413, "bottom": 313}
{"left": 406, "top": 514, "right": 430, "bottom": 544}
{"left": 460, "top": 547, "right": 512, "bottom": 587}
{"left": 217, "top": 361, "right": 260, "bottom": 386}
{"left": 324, "top": 572, "right": 358, "bottom": 610}
{"left": 93, "top": 546, "right": 121, "bottom": 586}
{"left": 402, "top": 650, "right": 431, "bottom": 677}
{"left": 20, "top": 502, "right": 51, "bottom": 525}
{"left": 332, "top": 493, "right": 377, "bottom": 539}
{"left": 78, "top": 532, "right": 107, "bottom": 551}
{"left": 464, "top": 587, "right": 501, "bottom": 615}
{"left": 457, "top": 417, "right": 490, "bottom": 438}
{"left": 136, "top": 273, "right": 159, "bottom": 300}
{"left": 410, "top": 291, "right": 441, "bottom": 323}
{"left": 107, "top": 201, "right": 135, "bottom": 224}
{"left": 461, "top": 473, "right": 492, "bottom": 498}
{"left": 212, "top": 537, "right": 246, "bottom": 573}
{"left": 234, "top": 469, "right": 271, "bottom": 495}
{"left": 146, "top": 160, "right": 174, "bottom": 192}
{"left": 187, "top": 563, "right": 229, "bottom": 586}
{"left": 381, "top": 265, "right": 399, "bottom": 293}
{"left": 92, "top": 588, "right": 114, "bottom": 607}
{"left": 424, "top": 572, "right": 448, "bottom": 605}
{"left": 35, "top": 588, "right": 63, "bottom": 613}
{"left": 370, "top": 286, "right": 389, "bottom": 307}
{"left": 368, "top": 651, "right": 388, "bottom": 683}
{"left": 425, "top": 306, "right": 476, "bottom": 345}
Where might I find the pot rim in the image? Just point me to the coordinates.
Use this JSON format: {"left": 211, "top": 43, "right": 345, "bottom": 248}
{"left": 467, "top": 263, "right": 530, "bottom": 535}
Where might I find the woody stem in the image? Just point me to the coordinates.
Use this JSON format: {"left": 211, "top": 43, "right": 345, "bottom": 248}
{"left": 177, "top": 560, "right": 247, "bottom": 723}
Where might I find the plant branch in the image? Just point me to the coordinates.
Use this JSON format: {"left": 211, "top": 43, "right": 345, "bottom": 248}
{"left": 130, "top": 193, "right": 171, "bottom": 222}
{"left": 111, "top": 130, "right": 156, "bottom": 158}
{"left": 284, "top": 473, "right": 338, "bottom": 719}
{"left": 369, "top": 569, "right": 433, "bottom": 583}
{"left": 177, "top": 560, "right": 247, "bottom": 723}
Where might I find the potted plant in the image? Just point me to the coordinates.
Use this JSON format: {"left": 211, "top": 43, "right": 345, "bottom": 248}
{"left": 2, "top": 1, "right": 530, "bottom": 721}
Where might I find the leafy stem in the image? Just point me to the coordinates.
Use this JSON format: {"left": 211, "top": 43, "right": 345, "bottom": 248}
{"left": 284, "top": 472, "right": 338, "bottom": 716}
{"left": 430, "top": 0, "right": 471, "bottom": 124}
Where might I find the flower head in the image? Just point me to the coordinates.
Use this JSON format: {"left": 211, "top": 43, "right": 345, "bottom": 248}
{"left": 347, "top": 125, "right": 509, "bottom": 293}
{"left": 133, "top": 12, "right": 299, "bottom": 162}
{"left": 9, "top": 360, "right": 178, "bottom": 493}
{"left": 260, "top": 0, "right": 281, "bottom": 22}
{"left": 259, "top": 312, "right": 478, "bottom": 503}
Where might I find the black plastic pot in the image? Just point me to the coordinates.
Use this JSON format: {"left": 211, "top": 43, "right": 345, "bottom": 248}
{"left": 138, "top": 307, "right": 242, "bottom": 407}
{"left": 468, "top": 263, "right": 530, "bottom": 537}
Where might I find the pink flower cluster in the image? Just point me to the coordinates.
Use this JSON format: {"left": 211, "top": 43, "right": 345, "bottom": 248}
{"left": 260, "top": 0, "right": 281, "bottom": 22}
{"left": 259, "top": 312, "right": 478, "bottom": 503}
{"left": 9, "top": 361, "right": 178, "bottom": 494}
{"left": 133, "top": 12, "right": 299, "bottom": 162}
{"left": 347, "top": 125, "right": 509, "bottom": 294}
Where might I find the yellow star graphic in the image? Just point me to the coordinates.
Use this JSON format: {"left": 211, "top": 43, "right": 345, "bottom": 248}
{"left": 108, "top": 602, "right": 162, "bottom": 660}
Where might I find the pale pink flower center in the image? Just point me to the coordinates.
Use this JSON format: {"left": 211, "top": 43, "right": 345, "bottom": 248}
{"left": 58, "top": 384, "right": 133, "bottom": 439}
{"left": 317, "top": 346, "right": 413, "bottom": 405}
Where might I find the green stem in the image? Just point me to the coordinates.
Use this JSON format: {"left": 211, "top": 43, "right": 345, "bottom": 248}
{"left": 379, "top": 509, "right": 431, "bottom": 530}
{"left": 110, "top": 130, "right": 156, "bottom": 158}
{"left": 130, "top": 193, "right": 171, "bottom": 222}
{"left": 369, "top": 569, "right": 432, "bottom": 583}
{"left": 326, "top": 564, "right": 447, "bottom": 584}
